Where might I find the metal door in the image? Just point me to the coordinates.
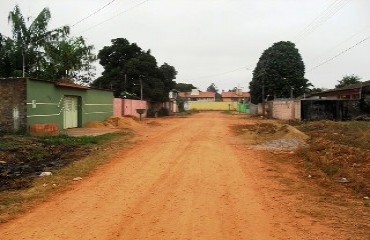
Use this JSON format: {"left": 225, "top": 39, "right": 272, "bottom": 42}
{"left": 63, "top": 96, "right": 78, "bottom": 129}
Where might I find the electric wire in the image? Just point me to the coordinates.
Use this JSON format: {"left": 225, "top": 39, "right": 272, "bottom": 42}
{"left": 307, "top": 23, "right": 370, "bottom": 65}
{"left": 294, "top": 0, "right": 351, "bottom": 43}
{"left": 308, "top": 34, "right": 370, "bottom": 72}
{"left": 78, "top": 0, "right": 150, "bottom": 34}
{"left": 186, "top": 66, "right": 251, "bottom": 82}
{"left": 71, "top": 0, "right": 116, "bottom": 27}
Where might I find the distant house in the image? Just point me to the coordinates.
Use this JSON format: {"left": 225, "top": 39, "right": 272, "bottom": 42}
{"left": 178, "top": 89, "right": 216, "bottom": 102}
{"left": 314, "top": 80, "right": 370, "bottom": 100}
{"left": 0, "top": 77, "right": 114, "bottom": 133}
{"left": 221, "top": 89, "right": 250, "bottom": 102}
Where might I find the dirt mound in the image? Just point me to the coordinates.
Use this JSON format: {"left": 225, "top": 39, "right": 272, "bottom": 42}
{"left": 84, "top": 121, "right": 106, "bottom": 128}
{"left": 104, "top": 116, "right": 141, "bottom": 129}
{"left": 84, "top": 116, "right": 141, "bottom": 129}
{"left": 231, "top": 121, "right": 308, "bottom": 150}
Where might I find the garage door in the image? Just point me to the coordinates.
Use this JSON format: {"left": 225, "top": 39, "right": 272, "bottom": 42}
{"left": 63, "top": 96, "right": 78, "bottom": 129}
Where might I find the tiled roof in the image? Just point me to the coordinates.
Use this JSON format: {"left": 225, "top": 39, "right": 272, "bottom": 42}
{"left": 320, "top": 80, "right": 370, "bottom": 93}
{"left": 178, "top": 91, "right": 215, "bottom": 98}
{"left": 221, "top": 92, "right": 250, "bottom": 98}
{"left": 55, "top": 82, "right": 90, "bottom": 90}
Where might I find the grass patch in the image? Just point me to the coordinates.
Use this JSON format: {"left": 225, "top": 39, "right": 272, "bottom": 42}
{"left": 39, "top": 133, "right": 122, "bottom": 146}
{"left": 0, "top": 132, "right": 130, "bottom": 223}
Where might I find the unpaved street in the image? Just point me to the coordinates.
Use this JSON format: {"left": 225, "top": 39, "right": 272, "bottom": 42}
{"left": 0, "top": 112, "right": 354, "bottom": 239}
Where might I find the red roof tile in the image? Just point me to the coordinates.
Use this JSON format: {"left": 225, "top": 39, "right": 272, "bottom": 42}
{"left": 221, "top": 92, "right": 250, "bottom": 98}
{"left": 178, "top": 91, "right": 215, "bottom": 98}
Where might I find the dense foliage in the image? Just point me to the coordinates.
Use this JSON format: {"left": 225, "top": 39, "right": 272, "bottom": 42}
{"left": 249, "top": 41, "right": 310, "bottom": 104}
{"left": 335, "top": 74, "right": 361, "bottom": 89}
{"left": 92, "top": 38, "right": 177, "bottom": 101}
{"left": 0, "top": 5, "right": 95, "bottom": 83}
{"left": 175, "top": 83, "right": 196, "bottom": 92}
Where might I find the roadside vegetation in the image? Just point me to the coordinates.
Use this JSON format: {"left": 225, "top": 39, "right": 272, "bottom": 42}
{"left": 295, "top": 121, "right": 370, "bottom": 195}
{"left": 0, "top": 132, "right": 129, "bottom": 222}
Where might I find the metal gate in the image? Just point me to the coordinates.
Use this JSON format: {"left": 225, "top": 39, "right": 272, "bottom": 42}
{"left": 63, "top": 96, "right": 78, "bottom": 129}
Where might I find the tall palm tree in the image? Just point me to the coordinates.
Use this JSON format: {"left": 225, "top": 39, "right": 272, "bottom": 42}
{"left": 8, "top": 5, "right": 69, "bottom": 77}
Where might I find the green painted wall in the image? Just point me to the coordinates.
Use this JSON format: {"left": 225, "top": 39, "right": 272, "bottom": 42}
{"left": 26, "top": 79, "right": 113, "bottom": 129}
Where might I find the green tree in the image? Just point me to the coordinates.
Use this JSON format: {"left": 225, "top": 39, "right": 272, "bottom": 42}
{"left": 335, "top": 74, "right": 361, "bottom": 88}
{"left": 7, "top": 5, "right": 69, "bottom": 77}
{"left": 92, "top": 38, "right": 177, "bottom": 101}
{"left": 39, "top": 37, "right": 96, "bottom": 83}
{"left": 1, "top": 5, "right": 95, "bottom": 82}
{"left": 249, "top": 41, "right": 310, "bottom": 104}
{"left": 175, "top": 83, "right": 196, "bottom": 92}
{"left": 207, "top": 83, "right": 221, "bottom": 101}
{"left": 207, "top": 83, "right": 218, "bottom": 93}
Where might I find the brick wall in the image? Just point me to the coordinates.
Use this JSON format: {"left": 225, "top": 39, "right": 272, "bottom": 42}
{"left": 0, "top": 78, "right": 27, "bottom": 133}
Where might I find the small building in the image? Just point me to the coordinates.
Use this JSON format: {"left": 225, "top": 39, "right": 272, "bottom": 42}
{"left": 178, "top": 89, "right": 216, "bottom": 102}
{"left": 0, "top": 77, "right": 114, "bottom": 133}
{"left": 221, "top": 89, "right": 250, "bottom": 102}
{"left": 314, "top": 80, "right": 370, "bottom": 99}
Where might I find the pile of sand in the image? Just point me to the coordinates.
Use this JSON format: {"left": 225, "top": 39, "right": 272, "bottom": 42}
{"left": 83, "top": 116, "right": 141, "bottom": 129}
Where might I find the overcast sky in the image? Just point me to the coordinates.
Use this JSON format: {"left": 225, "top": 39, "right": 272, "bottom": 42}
{"left": 1, "top": 0, "right": 369, "bottom": 91}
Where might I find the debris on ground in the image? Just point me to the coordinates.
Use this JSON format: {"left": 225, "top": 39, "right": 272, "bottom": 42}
{"left": 73, "top": 177, "right": 83, "bottom": 181}
{"left": 39, "top": 172, "right": 52, "bottom": 177}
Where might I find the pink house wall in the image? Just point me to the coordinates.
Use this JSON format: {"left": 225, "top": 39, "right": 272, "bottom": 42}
{"left": 113, "top": 98, "right": 123, "bottom": 117}
{"left": 113, "top": 98, "right": 147, "bottom": 118}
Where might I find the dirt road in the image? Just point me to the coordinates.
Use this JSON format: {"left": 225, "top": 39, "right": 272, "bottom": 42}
{"left": 0, "top": 112, "right": 354, "bottom": 239}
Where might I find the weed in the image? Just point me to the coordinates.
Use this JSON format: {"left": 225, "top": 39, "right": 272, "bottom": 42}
{"left": 39, "top": 133, "right": 123, "bottom": 146}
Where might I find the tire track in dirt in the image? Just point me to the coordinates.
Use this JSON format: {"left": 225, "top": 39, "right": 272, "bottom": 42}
{"left": 0, "top": 112, "right": 348, "bottom": 239}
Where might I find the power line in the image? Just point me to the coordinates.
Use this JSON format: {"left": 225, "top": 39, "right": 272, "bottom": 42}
{"left": 307, "top": 23, "right": 370, "bottom": 65}
{"left": 71, "top": 0, "right": 117, "bottom": 27}
{"left": 186, "top": 66, "right": 251, "bottom": 81}
{"left": 294, "top": 0, "right": 351, "bottom": 43}
{"left": 308, "top": 34, "right": 370, "bottom": 72}
{"left": 78, "top": 0, "right": 150, "bottom": 34}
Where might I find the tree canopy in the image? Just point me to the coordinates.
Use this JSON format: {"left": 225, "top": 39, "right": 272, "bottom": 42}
{"left": 335, "top": 74, "right": 361, "bottom": 88}
{"left": 249, "top": 41, "right": 310, "bottom": 104}
{"left": 206, "top": 83, "right": 218, "bottom": 93}
{"left": 0, "top": 5, "right": 95, "bottom": 83}
{"left": 175, "top": 83, "right": 196, "bottom": 92}
{"left": 92, "top": 38, "right": 177, "bottom": 101}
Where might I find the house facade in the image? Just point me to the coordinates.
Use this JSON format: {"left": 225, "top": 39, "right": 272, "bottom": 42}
{"left": 314, "top": 80, "right": 370, "bottom": 99}
{"left": 0, "top": 78, "right": 113, "bottom": 133}
{"left": 178, "top": 89, "right": 216, "bottom": 102}
{"left": 221, "top": 89, "right": 250, "bottom": 102}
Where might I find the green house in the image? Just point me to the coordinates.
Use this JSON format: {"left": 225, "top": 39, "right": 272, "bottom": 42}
{"left": 0, "top": 78, "right": 113, "bottom": 133}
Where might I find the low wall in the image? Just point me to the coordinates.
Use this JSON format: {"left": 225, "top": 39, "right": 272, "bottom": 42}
{"left": 255, "top": 100, "right": 301, "bottom": 120}
{"left": 113, "top": 98, "right": 147, "bottom": 118}
{"left": 186, "top": 101, "right": 239, "bottom": 111}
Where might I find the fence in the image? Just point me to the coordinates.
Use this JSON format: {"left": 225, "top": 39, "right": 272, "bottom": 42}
{"left": 301, "top": 99, "right": 370, "bottom": 121}
{"left": 184, "top": 101, "right": 239, "bottom": 111}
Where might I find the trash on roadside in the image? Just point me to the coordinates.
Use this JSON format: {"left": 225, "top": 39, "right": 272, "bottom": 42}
{"left": 73, "top": 177, "right": 83, "bottom": 181}
{"left": 338, "top": 177, "right": 349, "bottom": 183}
{"left": 39, "top": 171, "right": 52, "bottom": 177}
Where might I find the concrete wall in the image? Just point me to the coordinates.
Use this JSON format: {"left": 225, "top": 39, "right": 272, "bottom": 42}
{"left": 269, "top": 99, "right": 301, "bottom": 120}
{"left": 113, "top": 98, "right": 147, "bottom": 118}
{"left": 26, "top": 79, "right": 113, "bottom": 129}
{"left": 185, "top": 101, "right": 238, "bottom": 111}
{"left": 0, "top": 78, "right": 27, "bottom": 133}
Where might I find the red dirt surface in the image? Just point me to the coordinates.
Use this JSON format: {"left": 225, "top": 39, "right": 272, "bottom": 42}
{"left": 0, "top": 112, "right": 369, "bottom": 239}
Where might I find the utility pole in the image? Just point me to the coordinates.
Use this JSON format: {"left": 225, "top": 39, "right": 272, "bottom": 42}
{"left": 262, "top": 83, "right": 265, "bottom": 116}
{"left": 140, "top": 78, "right": 143, "bottom": 100}
{"left": 290, "top": 86, "right": 294, "bottom": 99}
{"left": 22, "top": 48, "right": 25, "bottom": 77}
